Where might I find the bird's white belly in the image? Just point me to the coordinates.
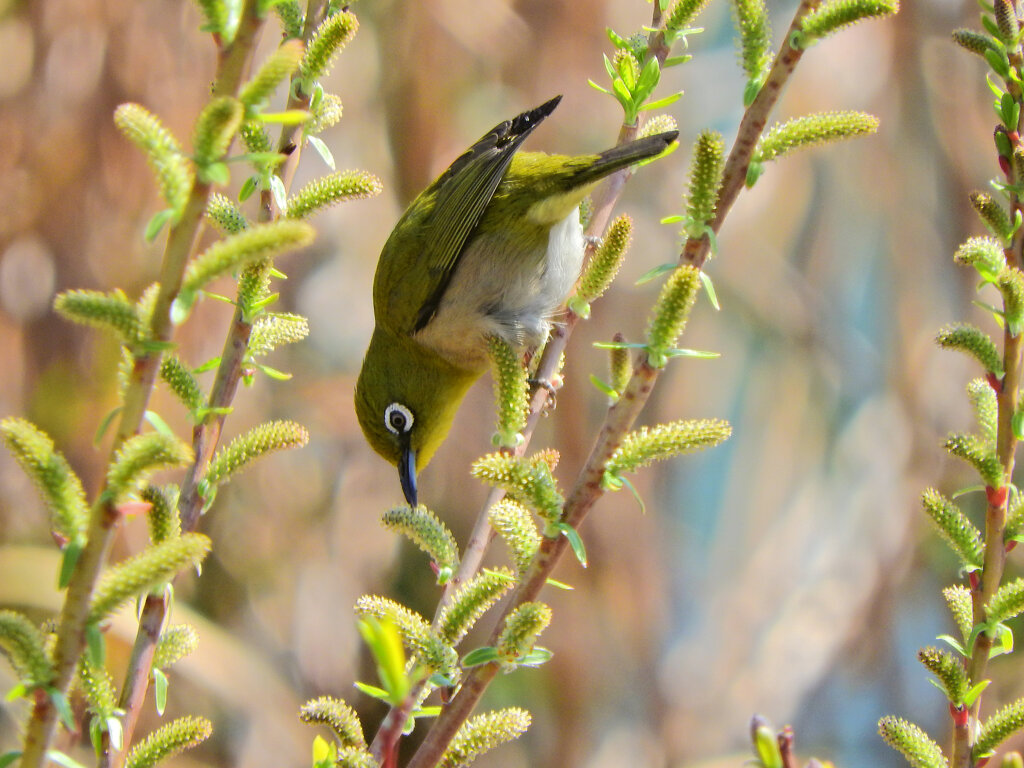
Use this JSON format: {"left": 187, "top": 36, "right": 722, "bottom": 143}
{"left": 414, "top": 209, "right": 585, "bottom": 371}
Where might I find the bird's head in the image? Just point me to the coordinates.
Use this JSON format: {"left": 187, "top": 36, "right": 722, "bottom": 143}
{"left": 355, "top": 327, "right": 478, "bottom": 506}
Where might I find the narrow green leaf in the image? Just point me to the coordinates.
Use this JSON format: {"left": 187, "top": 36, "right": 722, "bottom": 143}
{"left": 153, "top": 668, "right": 168, "bottom": 715}
{"left": 144, "top": 209, "right": 176, "bottom": 242}
{"left": 306, "top": 134, "right": 335, "bottom": 170}
{"left": 461, "top": 646, "right": 500, "bottom": 668}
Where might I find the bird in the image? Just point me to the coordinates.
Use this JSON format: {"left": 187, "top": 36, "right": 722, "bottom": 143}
{"left": 355, "top": 95, "right": 678, "bottom": 506}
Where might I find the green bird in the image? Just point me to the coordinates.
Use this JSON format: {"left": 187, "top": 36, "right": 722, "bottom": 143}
{"left": 355, "top": 95, "right": 677, "bottom": 506}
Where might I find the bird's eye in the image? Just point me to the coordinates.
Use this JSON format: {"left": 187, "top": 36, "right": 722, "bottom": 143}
{"left": 384, "top": 403, "right": 414, "bottom": 436}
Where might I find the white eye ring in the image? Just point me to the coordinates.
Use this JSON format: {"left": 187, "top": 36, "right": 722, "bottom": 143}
{"left": 384, "top": 403, "right": 414, "bottom": 436}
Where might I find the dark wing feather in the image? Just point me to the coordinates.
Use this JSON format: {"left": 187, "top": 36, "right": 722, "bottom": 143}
{"left": 412, "top": 96, "right": 561, "bottom": 332}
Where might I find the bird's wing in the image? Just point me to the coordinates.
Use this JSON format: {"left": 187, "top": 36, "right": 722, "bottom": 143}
{"left": 411, "top": 96, "right": 561, "bottom": 332}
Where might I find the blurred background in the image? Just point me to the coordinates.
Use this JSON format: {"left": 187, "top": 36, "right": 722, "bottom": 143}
{"left": 0, "top": 0, "right": 1010, "bottom": 765}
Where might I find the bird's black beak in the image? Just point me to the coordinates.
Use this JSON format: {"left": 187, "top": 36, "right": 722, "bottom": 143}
{"left": 399, "top": 445, "right": 418, "bottom": 507}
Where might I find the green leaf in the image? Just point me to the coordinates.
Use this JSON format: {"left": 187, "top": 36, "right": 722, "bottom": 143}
{"left": 589, "top": 374, "right": 618, "bottom": 397}
{"left": 239, "top": 175, "right": 259, "bottom": 202}
{"left": 0, "top": 752, "right": 22, "bottom": 768}
{"left": 964, "top": 679, "right": 992, "bottom": 707}
{"left": 461, "top": 646, "right": 500, "bottom": 668}
{"left": 545, "top": 578, "right": 574, "bottom": 590}
{"left": 306, "top": 134, "right": 335, "bottom": 170}
{"left": 94, "top": 406, "right": 123, "bottom": 444}
{"left": 6, "top": 683, "right": 27, "bottom": 702}
{"left": 1014, "top": 410, "right": 1024, "bottom": 440}
{"left": 46, "top": 751, "right": 87, "bottom": 768}
{"left": 269, "top": 174, "right": 287, "bottom": 211}
{"left": 699, "top": 270, "right": 720, "bottom": 310}
{"left": 85, "top": 623, "right": 105, "bottom": 668}
{"left": 58, "top": 541, "right": 82, "bottom": 589}
{"left": 936, "top": 633, "right": 967, "bottom": 656}
{"left": 353, "top": 681, "right": 390, "bottom": 701}
{"left": 194, "top": 357, "right": 221, "bottom": 374}
{"left": 143, "top": 410, "right": 175, "bottom": 438}
{"left": 144, "top": 209, "right": 176, "bottom": 242}
{"left": 516, "top": 647, "right": 554, "bottom": 667}
{"left": 49, "top": 690, "right": 74, "bottom": 730}
{"left": 635, "top": 261, "right": 677, "bottom": 285}
{"left": 662, "top": 347, "right": 721, "bottom": 359}
{"left": 356, "top": 617, "right": 408, "bottom": 705}
{"left": 555, "top": 523, "right": 587, "bottom": 567}
{"left": 201, "top": 161, "right": 231, "bottom": 186}
{"left": 639, "top": 92, "right": 683, "bottom": 111}
{"left": 255, "top": 362, "right": 292, "bottom": 381}
{"left": 153, "top": 668, "right": 168, "bottom": 715}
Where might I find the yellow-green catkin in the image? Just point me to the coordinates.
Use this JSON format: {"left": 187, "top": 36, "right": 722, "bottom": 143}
{"left": 496, "top": 602, "right": 551, "bottom": 664}
{"left": 239, "top": 39, "right": 304, "bottom": 109}
{"left": 943, "top": 432, "right": 1004, "bottom": 488}
{"left": 971, "top": 191, "right": 1015, "bottom": 243}
{"left": 487, "top": 336, "right": 529, "bottom": 448}
{"left": 685, "top": 131, "right": 725, "bottom": 235}
{"left": 942, "top": 585, "right": 974, "bottom": 642}
{"left": 645, "top": 265, "right": 702, "bottom": 367}
{"left": 800, "top": 0, "right": 899, "bottom": 43}
{"left": 471, "top": 453, "right": 564, "bottom": 524}
{"left": 968, "top": 377, "right": 998, "bottom": 445}
{"left": 0, "top": 417, "right": 87, "bottom": 544}
{"left": 153, "top": 624, "right": 199, "bottom": 669}
{"left": 571, "top": 214, "right": 632, "bottom": 318}
{"left": 439, "top": 708, "right": 532, "bottom": 768}
{"left": 207, "top": 193, "right": 249, "bottom": 233}
{"left": 354, "top": 596, "right": 456, "bottom": 676}
{"left": 299, "top": 11, "right": 358, "bottom": 88}
{"left": 609, "top": 332, "right": 632, "bottom": 399}
{"left": 999, "top": 267, "right": 1024, "bottom": 334}
{"left": 438, "top": 567, "right": 515, "bottom": 645}
{"left": 382, "top": 505, "right": 460, "bottom": 575}
{"left": 54, "top": 289, "right": 146, "bottom": 347}
{"left": 952, "top": 28, "right": 993, "bottom": 57}
{"left": 920, "top": 488, "right": 983, "bottom": 570}
{"left": 106, "top": 433, "right": 193, "bottom": 501}
{"left": 985, "top": 578, "right": 1024, "bottom": 626}
{"left": 489, "top": 499, "right": 540, "bottom": 573}
{"left": 936, "top": 322, "right": 1003, "bottom": 375}
{"left": 605, "top": 418, "right": 732, "bottom": 485}
{"left": 0, "top": 610, "right": 54, "bottom": 686}
{"left": 89, "top": 534, "right": 211, "bottom": 622}
{"left": 125, "top": 716, "right": 212, "bottom": 768}
{"left": 917, "top": 646, "right": 967, "bottom": 705}
{"left": 193, "top": 96, "right": 244, "bottom": 167}
{"left": 877, "top": 716, "right": 946, "bottom": 768}
{"left": 977, "top": 699, "right": 1024, "bottom": 756}
{"left": 206, "top": 420, "right": 310, "bottom": 487}
{"left": 731, "top": 0, "right": 772, "bottom": 84}
{"left": 286, "top": 171, "right": 384, "bottom": 219}
{"left": 248, "top": 313, "right": 310, "bottom": 357}
{"left": 755, "top": 112, "right": 879, "bottom": 163}
{"left": 182, "top": 220, "right": 314, "bottom": 296}
{"left": 159, "top": 355, "right": 204, "bottom": 414}
{"left": 141, "top": 484, "right": 181, "bottom": 544}
{"left": 954, "top": 236, "right": 1006, "bottom": 277}
{"left": 665, "top": 0, "right": 714, "bottom": 31}
{"left": 300, "top": 696, "right": 366, "bottom": 748}
{"left": 113, "top": 103, "right": 192, "bottom": 216}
